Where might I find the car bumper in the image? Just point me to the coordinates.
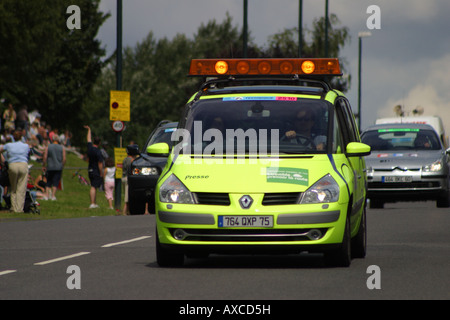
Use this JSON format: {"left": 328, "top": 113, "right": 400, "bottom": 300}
{"left": 367, "top": 172, "right": 449, "bottom": 200}
{"left": 155, "top": 201, "right": 348, "bottom": 254}
{"left": 128, "top": 174, "right": 160, "bottom": 200}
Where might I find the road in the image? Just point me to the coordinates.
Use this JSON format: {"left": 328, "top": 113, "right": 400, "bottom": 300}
{"left": 0, "top": 201, "right": 449, "bottom": 301}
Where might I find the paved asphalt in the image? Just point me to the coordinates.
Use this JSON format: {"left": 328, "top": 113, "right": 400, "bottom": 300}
{"left": 0, "top": 200, "right": 449, "bottom": 301}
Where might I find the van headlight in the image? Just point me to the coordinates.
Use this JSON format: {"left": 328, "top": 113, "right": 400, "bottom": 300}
{"left": 299, "top": 174, "right": 340, "bottom": 204}
{"left": 159, "top": 174, "right": 194, "bottom": 204}
{"left": 423, "top": 160, "right": 442, "bottom": 172}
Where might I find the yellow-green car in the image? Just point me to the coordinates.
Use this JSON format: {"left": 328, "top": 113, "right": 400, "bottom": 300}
{"left": 151, "top": 58, "right": 371, "bottom": 267}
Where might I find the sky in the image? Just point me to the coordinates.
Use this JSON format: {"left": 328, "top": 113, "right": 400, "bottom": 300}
{"left": 96, "top": 0, "right": 450, "bottom": 132}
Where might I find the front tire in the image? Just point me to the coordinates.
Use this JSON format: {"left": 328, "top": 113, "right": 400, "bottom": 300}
{"left": 128, "top": 190, "right": 146, "bottom": 215}
{"left": 324, "top": 214, "right": 351, "bottom": 267}
{"left": 156, "top": 229, "right": 184, "bottom": 267}
{"left": 351, "top": 204, "right": 367, "bottom": 258}
{"left": 436, "top": 188, "right": 450, "bottom": 208}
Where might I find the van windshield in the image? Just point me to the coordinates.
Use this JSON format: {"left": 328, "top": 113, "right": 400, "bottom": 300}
{"left": 181, "top": 98, "right": 331, "bottom": 155}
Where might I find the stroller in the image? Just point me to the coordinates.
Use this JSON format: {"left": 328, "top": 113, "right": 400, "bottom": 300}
{"left": 0, "top": 162, "right": 40, "bottom": 214}
{"left": 3, "top": 190, "right": 40, "bottom": 215}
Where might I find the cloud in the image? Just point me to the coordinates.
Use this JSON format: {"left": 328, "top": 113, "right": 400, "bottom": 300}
{"left": 378, "top": 54, "right": 450, "bottom": 132}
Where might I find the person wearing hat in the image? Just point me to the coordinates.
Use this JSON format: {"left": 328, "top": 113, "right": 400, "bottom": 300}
{"left": 121, "top": 144, "right": 139, "bottom": 215}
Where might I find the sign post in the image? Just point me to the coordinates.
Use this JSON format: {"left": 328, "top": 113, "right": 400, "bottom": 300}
{"left": 110, "top": 90, "right": 130, "bottom": 210}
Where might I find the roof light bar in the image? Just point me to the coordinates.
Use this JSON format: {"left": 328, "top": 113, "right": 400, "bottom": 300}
{"left": 189, "top": 58, "right": 342, "bottom": 77}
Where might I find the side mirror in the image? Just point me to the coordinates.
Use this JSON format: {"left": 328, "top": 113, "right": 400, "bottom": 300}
{"left": 146, "top": 142, "right": 170, "bottom": 156}
{"left": 346, "top": 142, "right": 371, "bottom": 157}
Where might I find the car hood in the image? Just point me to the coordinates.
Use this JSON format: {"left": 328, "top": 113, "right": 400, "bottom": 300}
{"left": 365, "top": 150, "right": 444, "bottom": 169}
{"left": 131, "top": 154, "right": 169, "bottom": 168}
{"left": 168, "top": 154, "right": 337, "bottom": 193}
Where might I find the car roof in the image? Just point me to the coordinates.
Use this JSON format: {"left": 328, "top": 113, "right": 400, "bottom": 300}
{"left": 205, "top": 85, "right": 326, "bottom": 97}
{"left": 363, "top": 123, "right": 436, "bottom": 132}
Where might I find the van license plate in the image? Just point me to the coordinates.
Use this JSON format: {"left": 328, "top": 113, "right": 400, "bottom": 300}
{"left": 218, "top": 216, "right": 273, "bottom": 228}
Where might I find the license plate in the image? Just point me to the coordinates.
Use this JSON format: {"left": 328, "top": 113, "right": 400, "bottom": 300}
{"left": 218, "top": 215, "right": 273, "bottom": 228}
{"left": 382, "top": 176, "right": 413, "bottom": 183}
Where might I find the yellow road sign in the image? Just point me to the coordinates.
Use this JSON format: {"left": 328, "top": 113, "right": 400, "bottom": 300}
{"left": 110, "top": 90, "right": 130, "bottom": 121}
{"left": 114, "top": 147, "right": 128, "bottom": 179}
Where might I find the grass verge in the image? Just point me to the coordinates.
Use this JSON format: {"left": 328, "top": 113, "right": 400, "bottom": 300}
{"left": 0, "top": 152, "right": 125, "bottom": 222}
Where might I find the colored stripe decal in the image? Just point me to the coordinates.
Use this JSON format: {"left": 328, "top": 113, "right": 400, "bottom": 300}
{"left": 327, "top": 154, "right": 350, "bottom": 196}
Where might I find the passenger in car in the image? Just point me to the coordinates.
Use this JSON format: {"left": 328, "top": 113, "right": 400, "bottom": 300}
{"left": 414, "top": 134, "right": 432, "bottom": 149}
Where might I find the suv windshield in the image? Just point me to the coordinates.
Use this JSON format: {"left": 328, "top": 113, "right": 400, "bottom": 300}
{"left": 182, "top": 98, "right": 331, "bottom": 155}
{"left": 146, "top": 126, "right": 177, "bottom": 149}
{"left": 362, "top": 128, "right": 441, "bottom": 151}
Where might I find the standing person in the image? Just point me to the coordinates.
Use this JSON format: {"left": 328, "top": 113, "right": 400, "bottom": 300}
{"left": 42, "top": 134, "right": 66, "bottom": 201}
{"left": 103, "top": 157, "right": 116, "bottom": 210}
{"left": 3, "top": 102, "right": 16, "bottom": 131}
{"left": 84, "top": 125, "right": 103, "bottom": 209}
{"left": 16, "top": 104, "right": 29, "bottom": 133}
{"left": 0, "top": 130, "right": 30, "bottom": 213}
{"left": 121, "top": 144, "right": 139, "bottom": 215}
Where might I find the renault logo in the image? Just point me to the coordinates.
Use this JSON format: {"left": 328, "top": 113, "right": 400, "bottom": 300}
{"left": 239, "top": 195, "right": 253, "bottom": 209}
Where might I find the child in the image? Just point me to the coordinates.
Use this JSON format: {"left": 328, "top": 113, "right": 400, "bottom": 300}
{"left": 103, "top": 157, "right": 116, "bottom": 210}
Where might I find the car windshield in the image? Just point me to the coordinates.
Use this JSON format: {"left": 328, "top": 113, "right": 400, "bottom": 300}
{"left": 146, "top": 126, "right": 177, "bottom": 149}
{"left": 181, "top": 98, "right": 331, "bottom": 155}
{"left": 362, "top": 128, "right": 441, "bottom": 151}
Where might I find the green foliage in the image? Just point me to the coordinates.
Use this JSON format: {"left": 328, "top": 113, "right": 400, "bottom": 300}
{"left": 266, "top": 14, "right": 351, "bottom": 92}
{"left": 1, "top": 6, "right": 351, "bottom": 151}
{"left": 0, "top": 0, "right": 108, "bottom": 138}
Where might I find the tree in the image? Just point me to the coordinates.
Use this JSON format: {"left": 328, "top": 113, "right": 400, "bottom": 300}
{"left": 0, "top": 0, "right": 109, "bottom": 135}
{"left": 266, "top": 14, "right": 351, "bottom": 92}
{"left": 84, "top": 12, "right": 352, "bottom": 148}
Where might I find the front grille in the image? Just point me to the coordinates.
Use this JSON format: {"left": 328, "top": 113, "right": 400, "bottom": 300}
{"left": 170, "top": 228, "right": 327, "bottom": 242}
{"left": 193, "top": 192, "right": 302, "bottom": 206}
{"left": 262, "top": 192, "right": 301, "bottom": 205}
{"left": 194, "top": 192, "right": 231, "bottom": 205}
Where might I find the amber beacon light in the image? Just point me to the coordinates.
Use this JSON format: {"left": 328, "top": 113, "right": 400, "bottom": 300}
{"left": 189, "top": 58, "right": 342, "bottom": 76}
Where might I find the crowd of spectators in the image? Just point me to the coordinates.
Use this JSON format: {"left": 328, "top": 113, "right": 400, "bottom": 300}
{"left": 0, "top": 102, "right": 74, "bottom": 162}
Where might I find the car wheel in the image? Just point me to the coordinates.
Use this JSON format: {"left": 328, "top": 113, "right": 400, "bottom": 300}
{"left": 156, "top": 229, "right": 184, "bottom": 267}
{"left": 324, "top": 213, "right": 351, "bottom": 268}
{"left": 436, "top": 189, "right": 450, "bottom": 208}
{"left": 128, "top": 192, "right": 146, "bottom": 215}
{"left": 369, "top": 199, "right": 384, "bottom": 209}
{"left": 351, "top": 204, "right": 367, "bottom": 258}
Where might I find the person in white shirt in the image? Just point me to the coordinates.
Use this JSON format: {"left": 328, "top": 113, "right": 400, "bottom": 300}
{"left": 0, "top": 130, "right": 30, "bottom": 212}
{"left": 103, "top": 157, "right": 116, "bottom": 210}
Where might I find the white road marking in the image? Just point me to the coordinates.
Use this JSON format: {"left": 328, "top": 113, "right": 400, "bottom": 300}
{"left": 7, "top": 236, "right": 151, "bottom": 272}
{"left": 101, "top": 236, "right": 151, "bottom": 248}
{"left": 0, "top": 270, "right": 17, "bottom": 276}
{"left": 34, "top": 252, "right": 91, "bottom": 266}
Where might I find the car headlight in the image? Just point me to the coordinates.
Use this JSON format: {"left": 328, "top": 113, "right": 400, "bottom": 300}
{"left": 299, "top": 174, "right": 340, "bottom": 204}
{"left": 159, "top": 174, "right": 194, "bottom": 204}
{"left": 132, "top": 167, "right": 159, "bottom": 175}
{"left": 423, "top": 160, "right": 442, "bottom": 172}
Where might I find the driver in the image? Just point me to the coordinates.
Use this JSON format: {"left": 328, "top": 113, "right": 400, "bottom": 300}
{"left": 284, "top": 107, "right": 326, "bottom": 150}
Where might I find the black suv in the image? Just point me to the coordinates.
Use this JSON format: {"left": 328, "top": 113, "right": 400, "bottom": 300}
{"left": 128, "top": 120, "right": 178, "bottom": 214}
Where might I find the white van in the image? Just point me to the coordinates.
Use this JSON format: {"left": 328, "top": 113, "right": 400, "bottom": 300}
{"left": 375, "top": 116, "right": 448, "bottom": 148}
